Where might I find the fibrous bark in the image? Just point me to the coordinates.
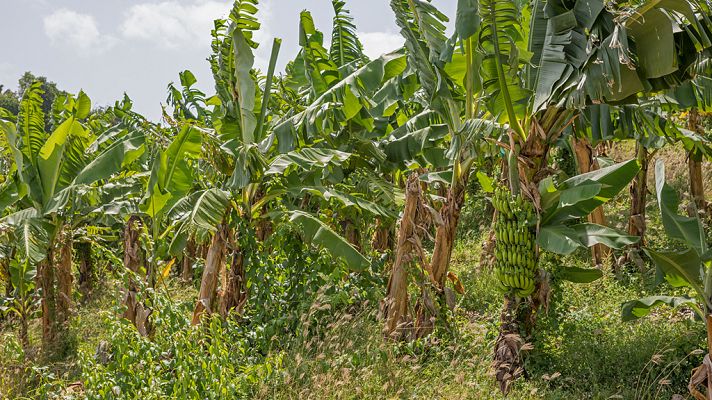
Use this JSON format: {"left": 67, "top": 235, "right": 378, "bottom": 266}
{"left": 38, "top": 249, "right": 57, "bottom": 351}
{"left": 2, "top": 258, "right": 11, "bottom": 303}
{"left": 493, "top": 294, "right": 525, "bottom": 395}
{"left": 628, "top": 143, "right": 649, "bottom": 249}
{"left": 181, "top": 238, "right": 196, "bottom": 283}
{"left": 430, "top": 177, "right": 467, "bottom": 288}
{"left": 192, "top": 223, "right": 228, "bottom": 325}
{"left": 688, "top": 314, "right": 712, "bottom": 399}
{"left": 38, "top": 227, "right": 75, "bottom": 355}
{"left": 371, "top": 218, "right": 394, "bottom": 253}
{"left": 688, "top": 108, "right": 707, "bottom": 214}
{"left": 77, "top": 241, "right": 93, "bottom": 297}
{"left": 56, "top": 227, "right": 73, "bottom": 326}
{"left": 342, "top": 218, "right": 361, "bottom": 251}
{"left": 19, "top": 313, "right": 29, "bottom": 352}
{"left": 382, "top": 173, "right": 424, "bottom": 340}
{"left": 255, "top": 218, "right": 273, "bottom": 242}
{"left": 493, "top": 113, "right": 568, "bottom": 392}
{"left": 122, "top": 215, "right": 151, "bottom": 336}
{"left": 219, "top": 246, "right": 247, "bottom": 318}
{"left": 572, "top": 137, "right": 610, "bottom": 266}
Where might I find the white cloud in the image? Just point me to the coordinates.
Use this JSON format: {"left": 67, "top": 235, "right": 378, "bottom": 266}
{"left": 120, "top": 1, "right": 231, "bottom": 49}
{"left": 43, "top": 9, "right": 112, "bottom": 54}
{"left": 358, "top": 31, "right": 404, "bottom": 59}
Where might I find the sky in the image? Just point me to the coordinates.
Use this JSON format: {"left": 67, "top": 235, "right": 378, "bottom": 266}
{"left": 0, "top": 0, "right": 456, "bottom": 121}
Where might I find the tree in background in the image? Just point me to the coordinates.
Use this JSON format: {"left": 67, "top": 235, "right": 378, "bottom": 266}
{"left": 0, "top": 85, "right": 19, "bottom": 115}
{"left": 18, "top": 72, "right": 66, "bottom": 130}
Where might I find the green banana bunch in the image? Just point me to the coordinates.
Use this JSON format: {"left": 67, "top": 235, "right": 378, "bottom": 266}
{"left": 491, "top": 186, "right": 538, "bottom": 298}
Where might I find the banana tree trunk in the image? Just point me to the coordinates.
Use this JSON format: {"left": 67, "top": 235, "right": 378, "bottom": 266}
{"left": 255, "top": 218, "right": 273, "bottom": 242}
{"left": 38, "top": 248, "right": 57, "bottom": 352}
{"left": 572, "top": 137, "right": 610, "bottom": 266}
{"left": 382, "top": 173, "right": 422, "bottom": 339}
{"left": 19, "top": 312, "right": 29, "bottom": 352}
{"left": 122, "top": 215, "right": 151, "bottom": 336}
{"left": 192, "top": 223, "right": 228, "bottom": 325}
{"left": 688, "top": 109, "right": 706, "bottom": 214}
{"left": 181, "top": 238, "right": 196, "bottom": 283}
{"left": 342, "top": 218, "right": 361, "bottom": 251}
{"left": 493, "top": 294, "right": 525, "bottom": 394}
{"left": 628, "top": 143, "right": 649, "bottom": 248}
{"left": 219, "top": 246, "right": 247, "bottom": 318}
{"left": 371, "top": 218, "right": 394, "bottom": 252}
{"left": 56, "top": 227, "right": 73, "bottom": 327}
{"left": 493, "top": 111, "right": 567, "bottom": 394}
{"left": 689, "top": 151, "right": 705, "bottom": 213}
{"left": 689, "top": 314, "right": 712, "bottom": 399}
{"left": 430, "top": 176, "right": 467, "bottom": 287}
{"left": 77, "top": 241, "right": 93, "bottom": 297}
{"left": 2, "top": 258, "right": 11, "bottom": 302}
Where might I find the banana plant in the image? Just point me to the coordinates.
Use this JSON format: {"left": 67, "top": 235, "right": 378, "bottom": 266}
{"left": 268, "top": 2, "right": 422, "bottom": 257}
{"left": 0, "top": 84, "right": 146, "bottom": 353}
{"left": 0, "top": 234, "right": 36, "bottom": 353}
{"left": 171, "top": 0, "right": 368, "bottom": 324}
{"left": 375, "top": 0, "right": 712, "bottom": 391}
{"left": 663, "top": 55, "right": 712, "bottom": 213}
{"left": 622, "top": 160, "right": 712, "bottom": 398}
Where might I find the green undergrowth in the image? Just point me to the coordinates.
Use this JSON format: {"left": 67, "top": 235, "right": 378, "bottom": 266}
{"left": 1, "top": 237, "right": 706, "bottom": 399}
{"left": 253, "top": 240, "right": 705, "bottom": 400}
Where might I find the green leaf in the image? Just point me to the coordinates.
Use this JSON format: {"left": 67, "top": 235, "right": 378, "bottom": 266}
{"left": 75, "top": 90, "right": 92, "bottom": 119}
{"left": 390, "top": 0, "right": 457, "bottom": 129}
{"left": 274, "top": 51, "right": 407, "bottom": 150}
{"left": 559, "top": 266, "right": 603, "bottom": 283}
{"left": 645, "top": 247, "right": 703, "bottom": 290}
{"left": 655, "top": 160, "right": 707, "bottom": 255}
{"left": 288, "top": 210, "right": 369, "bottom": 271}
{"left": 74, "top": 130, "right": 145, "bottom": 185}
{"left": 300, "top": 10, "right": 340, "bottom": 97}
{"left": 290, "top": 186, "right": 396, "bottom": 219}
{"left": 454, "top": 0, "right": 480, "bottom": 40}
{"left": 17, "top": 81, "right": 46, "bottom": 164}
{"left": 621, "top": 296, "right": 697, "bottom": 322}
{"left": 537, "top": 225, "right": 584, "bottom": 255}
{"left": 570, "top": 223, "right": 639, "bottom": 249}
{"left": 142, "top": 125, "right": 202, "bottom": 218}
{"left": 541, "top": 159, "right": 639, "bottom": 225}
{"left": 9, "top": 259, "right": 37, "bottom": 295}
{"left": 329, "top": 0, "right": 366, "bottom": 67}
{"left": 266, "top": 148, "right": 352, "bottom": 176}
{"left": 384, "top": 124, "right": 449, "bottom": 164}
{"left": 2, "top": 209, "right": 51, "bottom": 265}
{"left": 0, "top": 179, "right": 21, "bottom": 210}
{"left": 419, "top": 170, "right": 453, "bottom": 186}
{"left": 190, "top": 189, "right": 230, "bottom": 231}
{"left": 37, "top": 117, "right": 84, "bottom": 207}
{"left": 475, "top": 171, "right": 494, "bottom": 193}
{"left": 478, "top": 0, "right": 527, "bottom": 135}
{"left": 559, "top": 181, "right": 601, "bottom": 208}
{"left": 232, "top": 27, "right": 257, "bottom": 144}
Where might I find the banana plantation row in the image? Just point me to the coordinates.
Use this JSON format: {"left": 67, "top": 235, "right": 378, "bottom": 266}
{"left": 2, "top": 0, "right": 712, "bottom": 396}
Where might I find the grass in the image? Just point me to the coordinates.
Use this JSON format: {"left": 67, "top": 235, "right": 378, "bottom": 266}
{"left": 249, "top": 239, "right": 705, "bottom": 400}
{"left": 1, "top": 239, "right": 705, "bottom": 399}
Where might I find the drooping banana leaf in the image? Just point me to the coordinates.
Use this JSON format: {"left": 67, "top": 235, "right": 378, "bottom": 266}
{"left": 622, "top": 295, "right": 699, "bottom": 321}
{"left": 142, "top": 125, "right": 202, "bottom": 218}
{"left": 540, "top": 159, "right": 640, "bottom": 225}
{"left": 655, "top": 160, "right": 707, "bottom": 255}
{"left": 288, "top": 210, "right": 369, "bottom": 271}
